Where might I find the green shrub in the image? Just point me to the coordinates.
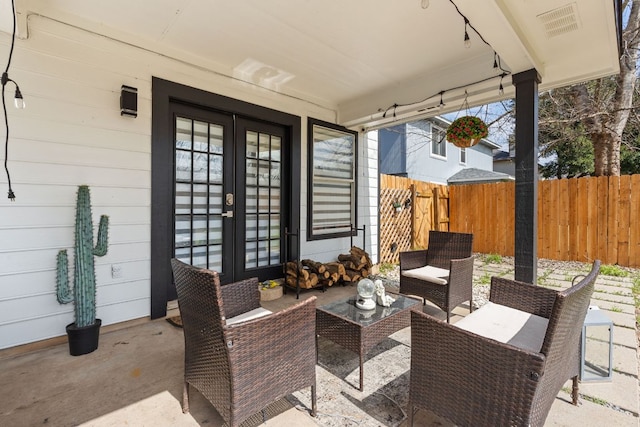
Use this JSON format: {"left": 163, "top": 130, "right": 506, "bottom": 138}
{"left": 600, "top": 264, "right": 628, "bottom": 277}
{"left": 378, "top": 262, "right": 397, "bottom": 274}
{"left": 484, "top": 253, "right": 503, "bottom": 264}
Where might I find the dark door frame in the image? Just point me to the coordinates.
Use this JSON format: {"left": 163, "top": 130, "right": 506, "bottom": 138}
{"left": 151, "top": 77, "right": 301, "bottom": 319}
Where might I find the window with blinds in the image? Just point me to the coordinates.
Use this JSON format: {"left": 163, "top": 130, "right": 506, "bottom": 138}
{"left": 308, "top": 119, "right": 358, "bottom": 240}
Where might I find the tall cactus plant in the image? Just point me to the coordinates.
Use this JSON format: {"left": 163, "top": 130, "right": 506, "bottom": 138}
{"left": 56, "top": 185, "right": 109, "bottom": 328}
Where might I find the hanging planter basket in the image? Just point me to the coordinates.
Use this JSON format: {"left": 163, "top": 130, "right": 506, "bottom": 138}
{"left": 446, "top": 116, "right": 488, "bottom": 148}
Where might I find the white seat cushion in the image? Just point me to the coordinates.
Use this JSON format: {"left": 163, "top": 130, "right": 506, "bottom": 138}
{"left": 401, "top": 265, "right": 450, "bottom": 285}
{"left": 226, "top": 307, "right": 272, "bottom": 326}
{"left": 454, "top": 302, "right": 549, "bottom": 352}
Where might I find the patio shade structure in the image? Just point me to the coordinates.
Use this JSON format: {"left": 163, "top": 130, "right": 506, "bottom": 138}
{"left": 0, "top": 0, "right": 623, "bottom": 349}
{"left": 0, "top": 0, "right": 621, "bottom": 283}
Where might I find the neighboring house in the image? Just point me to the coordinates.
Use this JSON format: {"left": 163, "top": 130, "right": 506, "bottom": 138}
{"left": 493, "top": 148, "right": 516, "bottom": 177}
{"left": 0, "top": 1, "right": 620, "bottom": 351}
{"left": 379, "top": 117, "right": 500, "bottom": 185}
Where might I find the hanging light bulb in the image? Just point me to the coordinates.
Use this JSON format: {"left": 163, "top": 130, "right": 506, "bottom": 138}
{"left": 438, "top": 92, "right": 445, "bottom": 110}
{"left": 463, "top": 18, "right": 471, "bottom": 48}
{"left": 421, "top": 0, "right": 429, "bottom": 9}
{"left": 14, "top": 86, "right": 25, "bottom": 109}
{"left": 493, "top": 52, "right": 498, "bottom": 70}
{"left": 498, "top": 75, "right": 505, "bottom": 96}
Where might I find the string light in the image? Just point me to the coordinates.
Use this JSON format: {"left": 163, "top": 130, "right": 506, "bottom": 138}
{"left": 379, "top": 0, "right": 512, "bottom": 120}
{"left": 2, "top": 0, "right": 23, "bottom": 201}
{"left": 421, "top": 0, "right": 429, "bottom": 9}
{"left": 464, "top": 18, "right": 471, "bottom": 48}
{"left": 13, "top": 86, "right": 24, "bottom": 109}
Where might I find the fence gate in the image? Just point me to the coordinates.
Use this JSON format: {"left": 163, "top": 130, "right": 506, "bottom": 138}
{"left": 379, "top": 175, "right": 449, "bottom": 263}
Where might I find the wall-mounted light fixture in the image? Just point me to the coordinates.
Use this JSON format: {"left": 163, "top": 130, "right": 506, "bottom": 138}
{"left": 120, "top": 85, "right": 137, "bottom": 117}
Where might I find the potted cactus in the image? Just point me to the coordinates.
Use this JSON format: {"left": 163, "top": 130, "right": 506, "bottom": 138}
{"left": 56, "top": 185, "right": 109, "bottom": 356}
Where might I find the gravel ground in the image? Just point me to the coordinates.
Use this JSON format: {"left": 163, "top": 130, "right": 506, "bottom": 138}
{"left": 369, "top": 254, "right": 640, "bottom": 310}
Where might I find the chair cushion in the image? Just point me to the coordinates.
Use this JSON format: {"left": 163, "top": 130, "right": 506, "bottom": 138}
{"left": 226, "top": 307, "right": 272, "bottom": 326}
{"left": 401, "top": 265, "right": 450, "bottom": 285}
{"left": 454, "top": 302, "right": 549, "bottom": 352}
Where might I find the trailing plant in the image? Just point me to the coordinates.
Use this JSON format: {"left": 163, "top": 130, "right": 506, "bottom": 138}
{"left": 56, "top": 185, "right": 109, "bottom": 328}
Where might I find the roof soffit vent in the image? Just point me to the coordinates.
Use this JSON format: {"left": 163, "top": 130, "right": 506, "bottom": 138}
{"left": 537, "top": 3, "right": 581, "bottom": 38}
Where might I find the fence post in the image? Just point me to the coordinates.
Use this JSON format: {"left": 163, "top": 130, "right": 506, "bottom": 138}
{"left": 410, "top": 184, "right": 417, "bottom": 249}
{"left": 433, "top": 187, "right": 440, "bottom": 231}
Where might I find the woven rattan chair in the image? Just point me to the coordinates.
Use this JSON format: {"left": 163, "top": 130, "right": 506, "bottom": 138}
{"left": 170, "top": 259, "right": 317, "bottom": 427}
{"left": 399, "top": 230, "right": 474, "bottom": 322}
{"left": 408, "top": 260, "right": 601, "bottom": 427}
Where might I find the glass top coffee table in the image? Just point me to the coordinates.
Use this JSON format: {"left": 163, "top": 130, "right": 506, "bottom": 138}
{"left": 316, "top": 293, "right": 421, "bottom": 391}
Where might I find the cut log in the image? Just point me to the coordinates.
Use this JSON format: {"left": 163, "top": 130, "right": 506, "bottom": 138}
{"left": 300, "top": 259, "right": 330, "bottom": 278}
{"left": 317, "top": 278, "right": 334, "bottom": 288}
{"left": 301, "top": 259, "right": 327, "bottom": 274}
{"left": 350, "top": 246, "right": 373, "bottom": 268}
{"left": 285, "top": 262, "right": 310, "bottom": 280}
{"left": 338, "top": 254, "right": 364, "bottom": 268}
{"left": 285, "top": 273, "right": 319, "bottom": 289}
{"left": 343, "top": 269, "right": 362, "bottom": 282}
{"left": 324, "top": 262, "right": 346, "bottom": 282}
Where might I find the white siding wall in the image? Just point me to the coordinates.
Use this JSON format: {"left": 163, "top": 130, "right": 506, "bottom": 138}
{"left": 0, "top": 17, "right": 378, "bottom": 349}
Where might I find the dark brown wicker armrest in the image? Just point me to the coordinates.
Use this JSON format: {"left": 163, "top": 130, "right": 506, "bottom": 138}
{"left": 224, "top": 296, "right": 317, "bottom": 410}
{"left": 410, "top": 310, "right": 545, "bottom": 426}
{"left": 489, "top": 277, "right": 558, "bottom": 319}
{"left": 221, "top": 277, "right": 261, "bottom": 318}
{"left": 399, "top": 250, "right": 428, "bottom": 271}
{"left": 447, "top": 255, "right": 474, "bottom": 289}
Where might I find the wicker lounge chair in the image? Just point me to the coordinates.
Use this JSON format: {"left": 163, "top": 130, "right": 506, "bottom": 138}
{"left": 399, "top": 230, "right": 474, "bottom": 322}
{"left": 408, "top": 259, "right": 601, "bottom": 427}
{"left": 170, "top": 259, "right": 317, "bottom": 427}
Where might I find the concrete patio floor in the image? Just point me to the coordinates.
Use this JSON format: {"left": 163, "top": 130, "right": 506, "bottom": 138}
{"left": 0, "top": 257, "right": 638, "bottom": 426}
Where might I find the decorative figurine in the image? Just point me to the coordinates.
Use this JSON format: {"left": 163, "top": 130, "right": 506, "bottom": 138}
{"left": 375, "top": 279, "right": 395, "bottom": 307}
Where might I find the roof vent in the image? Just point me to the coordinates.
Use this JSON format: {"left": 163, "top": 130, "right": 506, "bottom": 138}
{"left": 537, "top": 3, "right": 580, "bottom": 38}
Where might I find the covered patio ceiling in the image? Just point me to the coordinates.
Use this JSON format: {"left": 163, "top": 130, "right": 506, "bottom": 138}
{"left": 0, "top": 0, "right": 621, "bottom": 130}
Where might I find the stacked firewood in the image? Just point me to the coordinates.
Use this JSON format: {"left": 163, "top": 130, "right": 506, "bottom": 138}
{"left": 284, "top": 246, "right": 373, "bottom": 289}
{"left": 337, "top": 246, "right": 373, "bottom": 283}
{"left": 284, "top": 261, "right": 320, "bottom": 289}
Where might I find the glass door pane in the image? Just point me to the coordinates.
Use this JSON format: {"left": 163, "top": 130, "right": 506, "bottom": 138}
{"left": 174, "top": 117, "right": 226, "bottom": 272}
{"left": 244, "top": 130, "right": 282, "bottom": 270}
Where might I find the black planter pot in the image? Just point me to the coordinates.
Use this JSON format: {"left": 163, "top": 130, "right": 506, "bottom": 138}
{"left": 66, "top": 319, "right": 101, "bottom": 356}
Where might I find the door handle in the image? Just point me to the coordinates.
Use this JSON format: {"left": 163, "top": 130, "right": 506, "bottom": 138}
{"left": 221, "top": 211, "right": 234, "bottom": 218}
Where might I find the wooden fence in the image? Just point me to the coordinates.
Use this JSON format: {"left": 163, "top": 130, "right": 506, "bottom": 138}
{"left": 379, "top": 175, "right": 449, "bottom": 263}
{"left": 380, "top": 174, "right": 640, "bottom": 267}
{"left": 449, "top": 175, "right": 640, "bottom": 267}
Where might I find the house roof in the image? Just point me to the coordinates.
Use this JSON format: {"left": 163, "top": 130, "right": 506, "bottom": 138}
{"left": 448, "top": 167, "right": 514, "bottom": 185}
{"left": 0, "top": 0, "right": 622, "bottom": 130}
{"left": 493, "top": 150, "right": 514, "bottom": 161}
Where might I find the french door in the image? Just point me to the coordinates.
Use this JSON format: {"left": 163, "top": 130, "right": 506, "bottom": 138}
{"left": 171, "top": 104, "right": 287, "bottom": 285}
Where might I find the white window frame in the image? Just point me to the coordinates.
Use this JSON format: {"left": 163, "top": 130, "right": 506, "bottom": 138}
{"left": 430, "top": 124, "right": 447, "bottom": 160}
{"left": 459, "top": 147, "right": 467, "bottom": 165}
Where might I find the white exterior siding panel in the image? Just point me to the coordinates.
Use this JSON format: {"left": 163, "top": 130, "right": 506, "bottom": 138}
{"left": 0, "top": 16, "right": 378, "bottom": 349}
